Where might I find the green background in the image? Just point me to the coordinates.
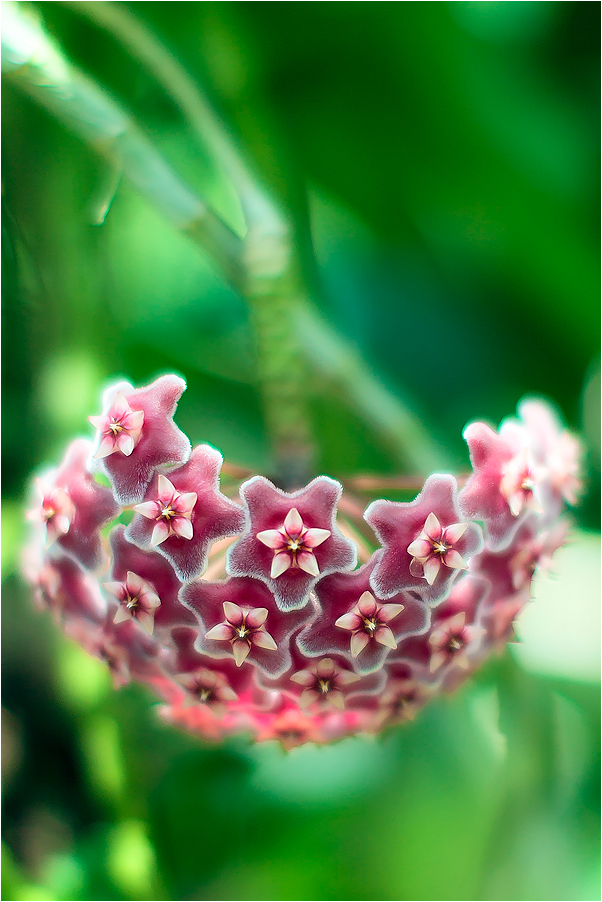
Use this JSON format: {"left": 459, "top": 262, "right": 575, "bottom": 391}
{"left": 2, "top": 2, "right": 600, "bottom": 900}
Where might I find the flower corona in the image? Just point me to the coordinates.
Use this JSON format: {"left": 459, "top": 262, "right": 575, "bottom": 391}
{"left": 22, "top": 375, "right": 582, "bottom": 748}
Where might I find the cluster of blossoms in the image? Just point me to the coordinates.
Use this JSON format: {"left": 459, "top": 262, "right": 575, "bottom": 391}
{"left": 22, "top": 375, "right": 582, "bottom": 748}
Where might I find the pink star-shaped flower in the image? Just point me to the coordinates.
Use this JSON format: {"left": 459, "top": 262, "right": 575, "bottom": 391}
{"left": 205, "top": 602, "right": 278, "bottom": 667}
{"left": 516, "top": 399, "right": 582, "bottom": 507}
{"left": 459, "top": 419, "right": 546, "bottom": 550}
{"left": 182, "top": 576, "right": 308, "bottom": 678}
{"left": 89, "top": 375, "right": 191, "bottom": 504}
{"left": 127, "top": 445, "right": 245, "bottom": 581}
{"left": 176, "top": 667, "right": 239, "bottom": 716}
{"left": 227, "top": 475, "right": 357, "bottom": 611}
{"left": 296, "top": 561, "right": 429, "bottom": 675}
{"left": 257, "top": 507, "right": 331, "bottom": 579}
{"left": 108, "top": 526, "right": 193, "bottom": 638}
{"left": 134, "top": 474, "right": 197, "bottom": 546}
{"left": 27, "top": 439, "right": 121, "bottom": 571}
{"left": 89, "top": 391, "right": 145, "bottom": 459}
{"left": 103, "top": 569, "right": 161, "bottom": 635}
{"left": 290, "top": 657, "right": 361, "bottom": 710}
{"left": 427, "top": 611, "right": 486, "bottom": 674}
{"left": 365, "top": 474, "right": 483, "bottom": 604}
{"left": 407, "top": 512, "right": 470, "bottom": 585}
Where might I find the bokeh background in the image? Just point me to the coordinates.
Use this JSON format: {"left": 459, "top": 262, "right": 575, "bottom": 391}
{"left": 2, "top": 2, "right": 600, "bottom": 900}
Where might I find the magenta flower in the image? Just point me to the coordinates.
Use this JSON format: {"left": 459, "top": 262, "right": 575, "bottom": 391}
{"left": 108, "top": 527, "right": 193, "bottom": 637}
{"left": 428, "top": 611, "right": 486, "bottom": 674}
{"left": 296, "top": 561, "right": 429, "bottom": 674}
{"left": 517, "top": 399, "right": 582, "bottom": 507}
{"left": 88, "top": 375, "right": 191, "bottom": 504}
{"left": 257, "top": 507, "right": 331, "bottom": 578}
{"left": 499, "top": 448, "right": 546, "bottom": 518}
{"left": 127, "top": 445, "right": 245, "bottom": 581}
{"left": 459, "top": 420, "right": 545, "bottom": 550}
{"left": 183, "top": 577, "right": 307, "bottom": 677}
{"left": 335, "top": 591, "right": 405, "bottom": 657}
{"left": 205, "top": 602, "right": 277, "bottom": 667}
{"left": 176, "top": 667, "right": 238, "bottom": 716}
{"left": 366, "top": 474, "right": 483, "bottom": 604}
{"left": 407, "top": 512, "right": 469, "bottom": 585}
{"left": 134, "top": 474, "right": 197, "bottom": 546}
{"left": 27, "top": 439, "right": 121, "bottom": 571}
{"left": 290, "top": 657, "right": 360, "bottom": 710}
{"left": 104, "top": 570, "right": 161, "bottom": 635}
{"left": 227, "top": 475, "right": 357, "bottom": 611}
{"left": 89, "top": 391, "right": 144, "bottom": 459}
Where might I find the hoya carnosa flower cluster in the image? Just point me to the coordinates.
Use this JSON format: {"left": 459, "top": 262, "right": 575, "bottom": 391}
{"left": 22, "top": 376, "right": 582, "bottom": 748}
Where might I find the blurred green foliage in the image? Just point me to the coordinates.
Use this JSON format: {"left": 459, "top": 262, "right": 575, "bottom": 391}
{"left": 2, "top": 2, "right": 599, "bottom": 900}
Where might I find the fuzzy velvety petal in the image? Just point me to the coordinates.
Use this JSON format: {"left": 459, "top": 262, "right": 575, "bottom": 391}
{"left": 181, "top": 576, "right": 309, "bottom": 679}
{"left": 49, "top": 439, "right": 121, "bottom": 572}
{"left": 227, "top": 475, "right": 357, "bottom": 612}
{"left": 367, "top": 474, "right": 483, "bottom": 605}
{"left": 127, "top": 445, "right": 245, "bottom": 581}
{"left": 297, "top": 561, "right": 430, "bottom": 675}
{"left": 92, "top": 376, "right": 191, "bottom": 505}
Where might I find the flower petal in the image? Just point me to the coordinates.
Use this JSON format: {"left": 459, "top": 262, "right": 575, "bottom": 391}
{"left": 151, "top": 520, "right": 170, "bottom": 547}
{"left": 125, "top": 408, "right": 145, "bottom": 433}
{"left": 374, "top": 625, "right": 397, "bottom": 649}
{"left": 423, "top": 556, "right": 441, "bottom": 585}
{"left": 424, "top": 512, "right": 442, "bottom": 541}
{"left": 442, "top": 549, "right": 467, "bottom": 571}
{"left": 409, "top": 558, "right": 425, "bottom": 579}
{"left": 407, "top": 538, "right": 432, "bottom": 559}
{"left": 378, "top": 603, "right": 405, "bottom": 623}
{"left": 291, "top": 669, "right": 314, "bottom": 686}
{"left": 284, "top": 507, "right": 304, "bottom": 536}
{"left": 94, "top": 436, "right": 116, "bottom": 459}
{"left": 350, "top": 631, "right": 370, "bottom": 657}
{"left": 335, "top": 612, "right": 362, "bottom": 632}
{"left": 257, "top": 529, "right": 286, "bottom": 549}
{"left": 116, "top": 433, "right": 135, "bottom": 456}
{"left": 271, "top": 552, "right": 292, "bottom": 578}
{"left": 297, "top": 551, "right": 319, "bottom": 576}
{"left": 442, "top": 522, "right": 468, "bottom": 544}
{"left": 173, "top": 492, "right": 197, "bottom": 514}
{"left": 157, "top": 474, "right": 176, "bottom": 502}
{"left": 328, "top": 690, "right": 345, "bottom": 710}
{"left": 113, "top": 606, "right": 131, "bottom": 624}
{"left": 299, "top": 689, "right": 319, "bottom": 707}
{"left": 245, "top": 607, "right": 269, "bottom": 629}
{"left": 303, "top": 528, "right": 331, "bottom": 549}
{"left": 223, "top": 601, "right": 244, "bottom": 625}
{"left": 251, "top": 629, "right": 277, "bottom": 650}
{"left": 133, "top": 501, "right": 160, "bottom": 519}
{"left": 171, "top": 517, "right": 193, "bottom": 540}
{"left": 317, "top": 658, "right": 335, "bottom": 677}
{"left": 232, "top": 639, "right": 251, "bottom": 667}
{"left": 357, "top": 591, "right": 377, "bottom": 617}
{"left": 205, "top": 623, "right": 234, "bottom": 641}
{"left": 136, "top": 611, "right": 155, "bottom": 635}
